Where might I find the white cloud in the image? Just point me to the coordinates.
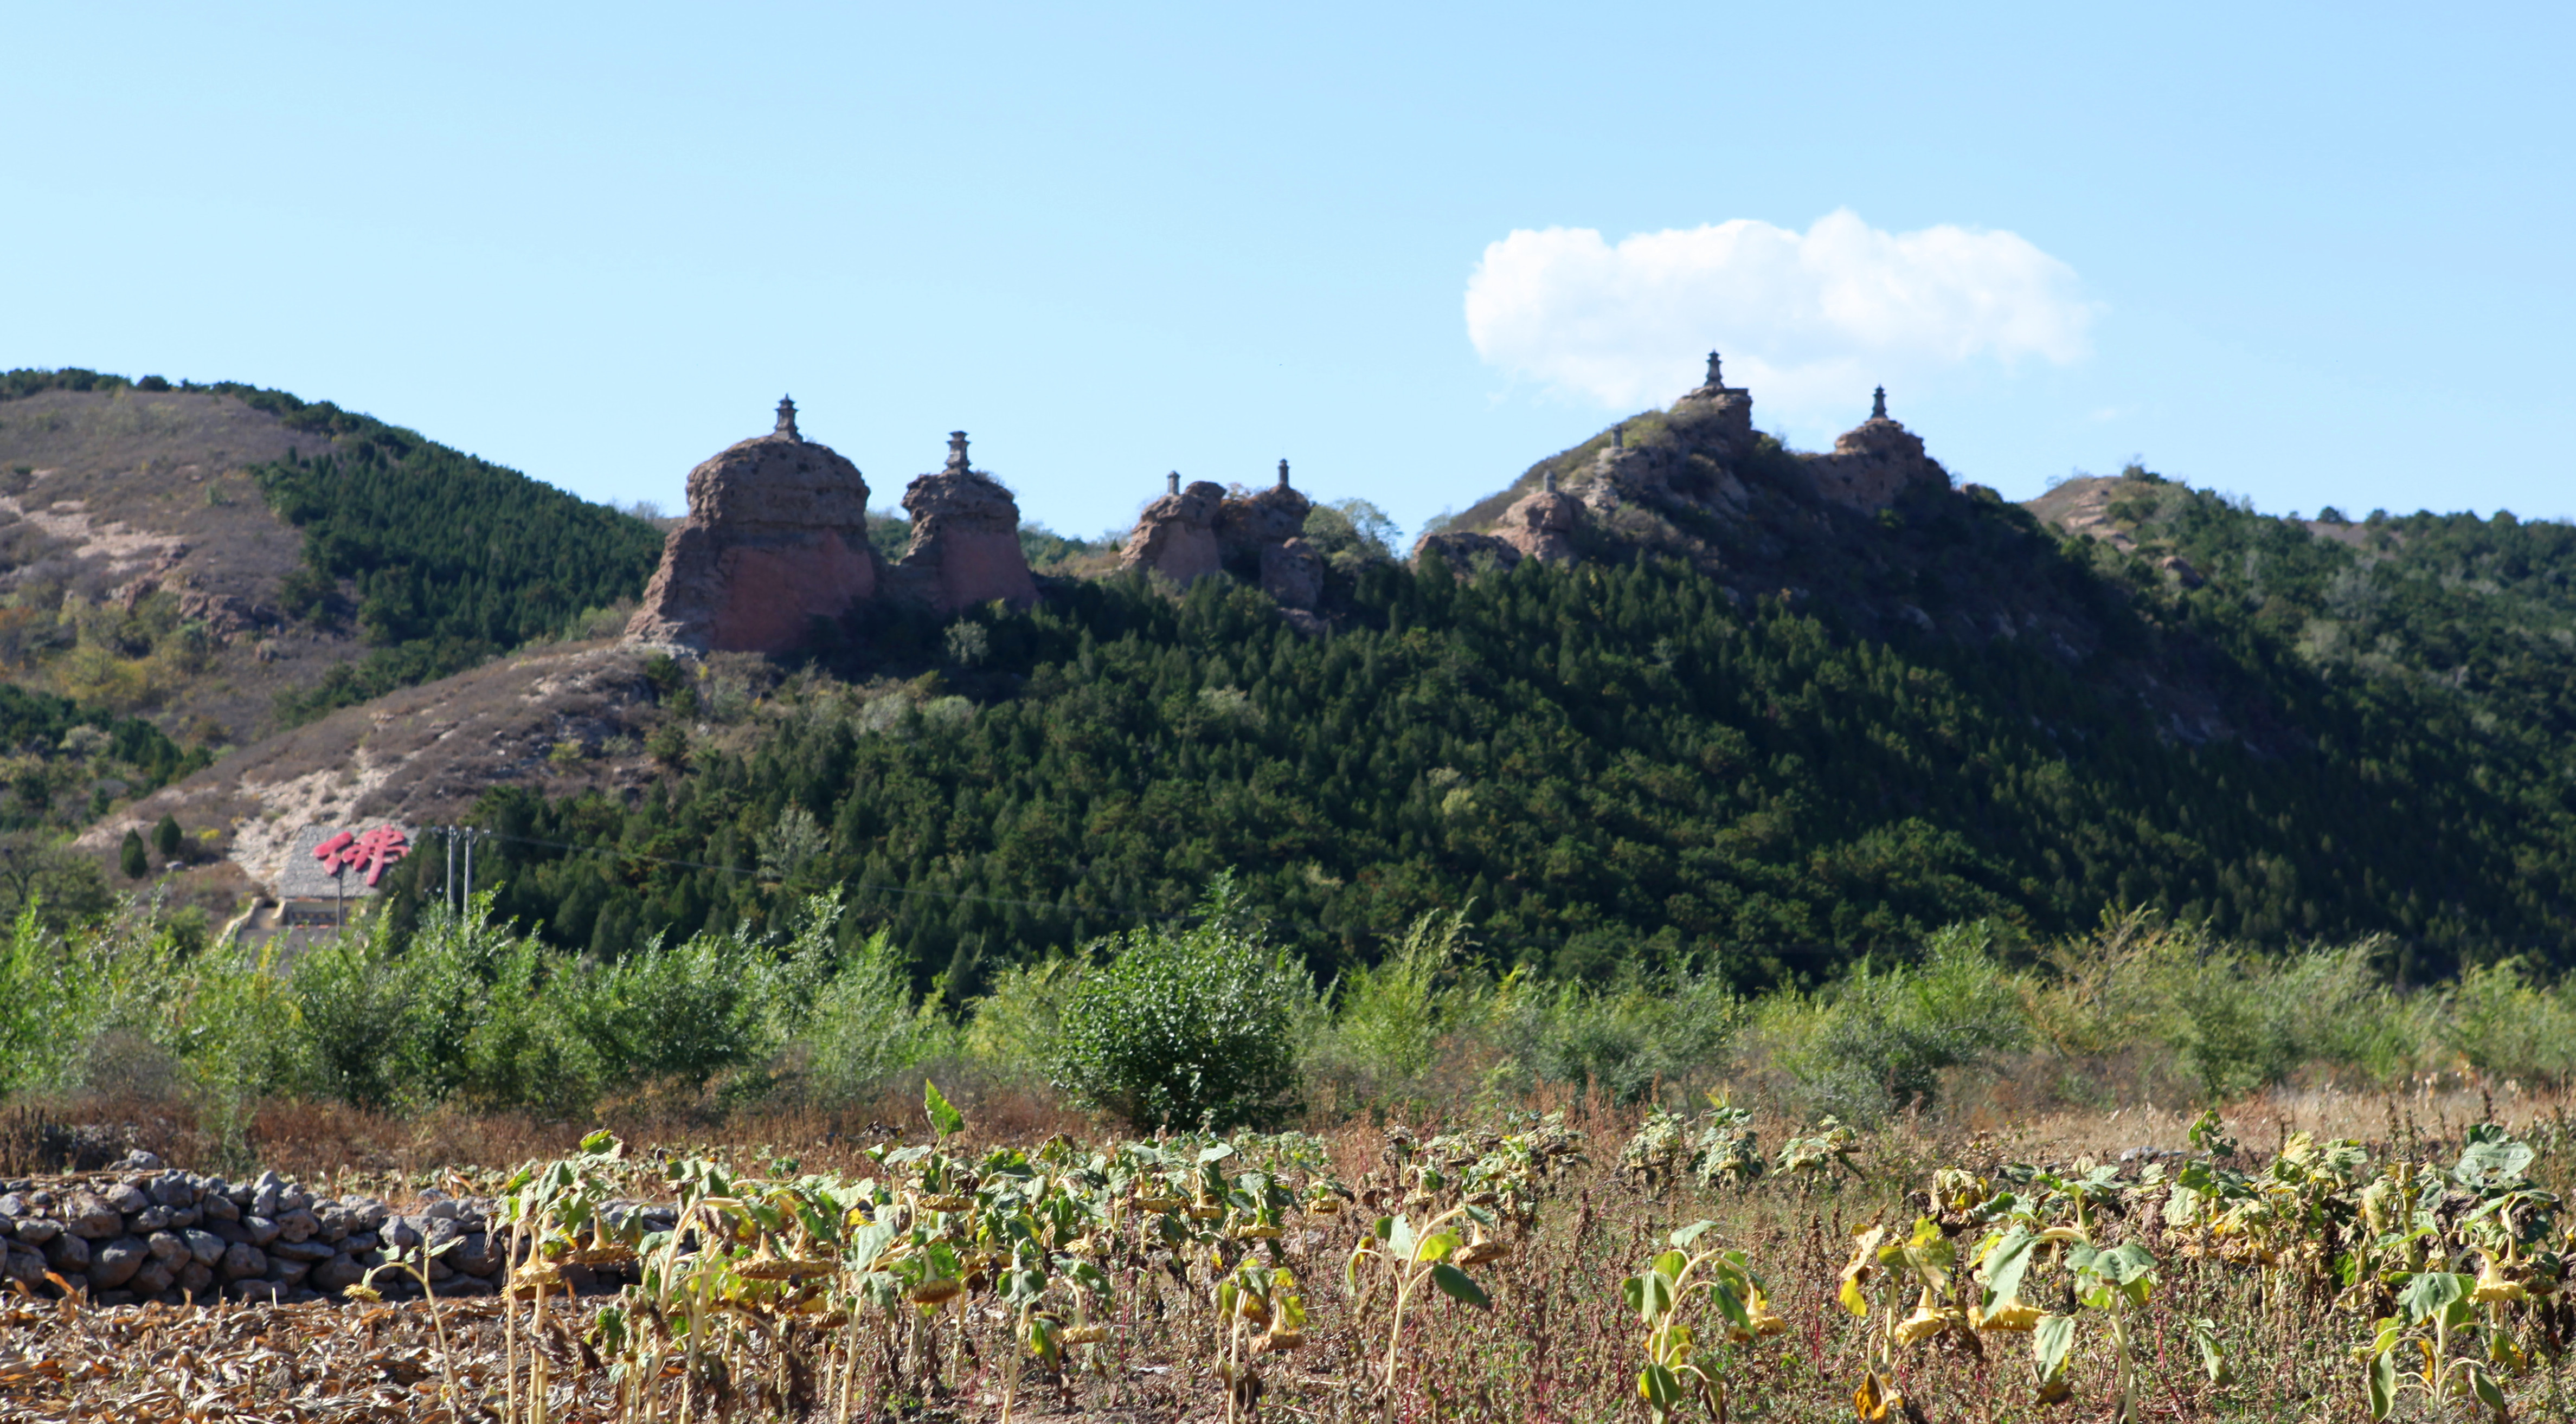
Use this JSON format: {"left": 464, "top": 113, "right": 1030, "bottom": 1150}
{"left": 1464, "top": 210, "right": 2093, "bottom": 428}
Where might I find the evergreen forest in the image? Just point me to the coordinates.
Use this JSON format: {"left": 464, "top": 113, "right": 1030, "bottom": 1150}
{"left": 426, "top": 473, "right": 2576, "bottom": 994}
{"left": 0, "top": 684, "right": 209, "bottom": 830}
{"left": 253, "top": 428, "right": 665, "bottom": 724}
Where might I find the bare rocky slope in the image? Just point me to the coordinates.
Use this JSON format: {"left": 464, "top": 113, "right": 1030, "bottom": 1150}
{"left": 0, "top": 385, "right": 368, "bottom": 744}
{"left": 77, "top": 638, "right": 675, "bottom": 907}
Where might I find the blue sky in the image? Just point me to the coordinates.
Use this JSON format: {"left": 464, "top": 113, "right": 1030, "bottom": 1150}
{"left": 9, "top": 2, "right": 2569, "bottom": 540}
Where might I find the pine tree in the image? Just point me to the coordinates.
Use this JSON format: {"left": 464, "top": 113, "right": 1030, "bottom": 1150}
{"left": 119, "top": 829, "right": 148, "bottom": 880}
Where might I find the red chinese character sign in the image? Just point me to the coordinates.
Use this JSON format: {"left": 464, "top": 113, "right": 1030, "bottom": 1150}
{"left": 312, "top": 826, "right": 411, "bottom": 887}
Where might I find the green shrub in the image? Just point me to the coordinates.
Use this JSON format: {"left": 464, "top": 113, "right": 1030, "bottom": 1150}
{"left": 2157, "top": 942, "right": 2418, "bottom": 1099}
{"left": 962, "top": 956, "right": 1087, "bottom": 1075}
{"left": 119, "top": 830, "right": 147, "bottom": 880}
{"left": 1767, "top": 920, "right": 2027, "bottom": 1120}
{"left": 2441, "top": 959, "right": 2576, "bottom": 1085}
{"left": 1049, "top": 876, "right": 1307, "bottom": 1129}
{"left": 551, "top": 932, "right": 780, "bottom": 1089}
{"left": 1307, "top": 908, "right": 1474, "bottom": 1096}
{"left": 802, "top": 924, "right": 947, "bottom": 1099}
{"left": 282, "top": 933, "right": 424, "bottom": 1110}
{"left": 0, "top": 905, "right": 78, "bottom": 1096}
{"left": 1492, "top": 959, "right": 1744, "bottom": 1104}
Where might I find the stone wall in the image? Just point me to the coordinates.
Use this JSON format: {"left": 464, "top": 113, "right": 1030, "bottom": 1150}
{"left": 0, "top": 1151, "right": 674, "bottom": 1307}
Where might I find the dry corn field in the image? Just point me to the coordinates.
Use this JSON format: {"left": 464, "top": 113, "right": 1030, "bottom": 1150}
{"left": 2, "top": 1084, "right": 2573, "bottom": 1423}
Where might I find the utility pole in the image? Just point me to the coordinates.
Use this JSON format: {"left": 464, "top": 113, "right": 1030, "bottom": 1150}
{"left": 444, "top": 827, "right": 457, "bottom": 912}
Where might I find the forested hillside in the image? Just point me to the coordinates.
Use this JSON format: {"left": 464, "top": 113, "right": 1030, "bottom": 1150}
{"left": 422, "top": 476, "right": 2576, "bottom": 991}
{"left": 2058, "top": 469, "right": 2576, "bottom": 742}
{"left": 17, "top": 366, "right": 2572, "bottom": 994}
{"left": 254, "top": 426, "right": 665, "bottom": 723}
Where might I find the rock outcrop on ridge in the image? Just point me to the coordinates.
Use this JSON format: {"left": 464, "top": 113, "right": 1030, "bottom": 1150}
{"left": 1417, "top": 355, "right": 1951, "bottom": 573}
{"left": 1119, "top": 476, "right": 1228, "bottom": 585}
{"left": 886, "top": 432, "right": 1039, "bottom": 614}
{"left": 625, "top": 398, "right": 876, "bottom": 653}
{"left": 1495, "top": 484, "right": 1586, "bottom": 563}
{"left": 1413, "top": 529, "right": 1524, "bottom": 571}
{"left": 1801, "top": 387, "right": 1947, "bottom": 512}
{"left": 1121, "top": 461, "right": 1320, "bottom": 608}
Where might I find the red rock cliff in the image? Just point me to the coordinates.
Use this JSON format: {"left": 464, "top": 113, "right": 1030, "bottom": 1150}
{"left": 887, "top": 432, "right": 1039, "bottom": 613}
{"left": 625, "top": 398, "right": 877, "bottom": 654}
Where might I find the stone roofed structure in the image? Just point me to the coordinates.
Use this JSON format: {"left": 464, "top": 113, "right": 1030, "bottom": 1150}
{"left": 625, "top": 397, "right": 877, "bottom": 654}
{"left": 885, "top": 431, "right": 1039, "bottom": 613}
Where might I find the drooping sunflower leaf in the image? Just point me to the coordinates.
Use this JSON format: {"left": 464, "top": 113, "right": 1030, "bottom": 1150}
{"left": 2034, "top": 1315, "right": 2076, "bottom": 1382}
{"left": 1428, "top": 1261, "right": 1490, "bottom": 1309}
{"left": 924, "top": 1080, "right": 967, "bottom": 1141}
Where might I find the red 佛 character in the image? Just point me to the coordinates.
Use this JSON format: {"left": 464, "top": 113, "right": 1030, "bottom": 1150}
{"left": 312, "top": 826, "right": 412, "bottom": 887}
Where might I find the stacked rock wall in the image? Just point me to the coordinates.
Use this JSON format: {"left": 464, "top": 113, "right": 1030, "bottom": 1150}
{"left": 0, "top": 1151, "right": 677, "bottom": 1307}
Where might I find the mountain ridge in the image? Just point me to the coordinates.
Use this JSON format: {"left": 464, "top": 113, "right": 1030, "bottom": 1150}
{"left": 16, "top": 365, "right": 2576, "bottom": 984}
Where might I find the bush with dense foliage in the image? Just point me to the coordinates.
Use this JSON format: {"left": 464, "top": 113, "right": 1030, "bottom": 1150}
{"left": 1046, "top": 877, "right": 1306, "bottom": 1129}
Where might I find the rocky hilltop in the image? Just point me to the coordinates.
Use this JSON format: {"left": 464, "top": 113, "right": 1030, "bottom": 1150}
{"left": 1119, "top": 462, "right": 1324, "bottom": 620}
{"left": 627, "top": 408, "right": 1036, "bottom": 652}
{"left": 1418, "top": 353, "right": 1950, "bottom": 578}
{"left": 625, "top": 398, "right": 878, "bottom": 654}
{"left": 620, "top": 360, "right": 1973, "bottom": 659}
{"left": 884, "top": 433, "right": 1040, "bottom": 614}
